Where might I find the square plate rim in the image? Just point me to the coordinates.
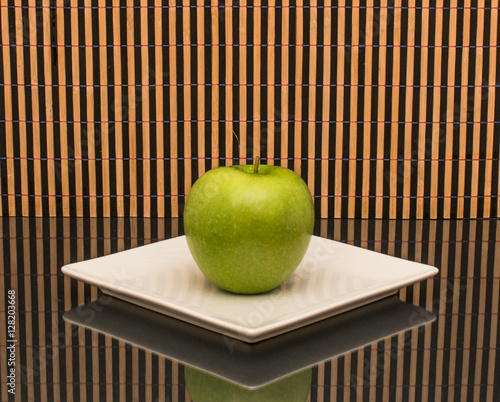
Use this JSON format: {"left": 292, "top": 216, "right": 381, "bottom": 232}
{"left": 61, "top": 235, "right": 439, "bottom": 342}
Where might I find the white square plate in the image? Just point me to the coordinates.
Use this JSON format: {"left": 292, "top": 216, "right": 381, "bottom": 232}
{"left": 62, "top": 235, "right": 438, "bottom": 342}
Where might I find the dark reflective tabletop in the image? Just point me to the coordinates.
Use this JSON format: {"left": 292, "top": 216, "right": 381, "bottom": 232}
{"left": 1, "top": 218, "right": 499, "bottom": 401}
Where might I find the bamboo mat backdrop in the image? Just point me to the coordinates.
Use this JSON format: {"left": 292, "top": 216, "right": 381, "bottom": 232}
{"left": 0, "top": 217, "right": 499, "bottom": 401}
{"left": 0, "top": 1, "right": 499, "bottom": 219}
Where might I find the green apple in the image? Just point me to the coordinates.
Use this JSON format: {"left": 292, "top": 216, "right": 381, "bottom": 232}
{"left": 184, "top": 366, "right": 312, "bottom": 402}
{"left": 183, "top": 158, "right": 315, "bottom": 294}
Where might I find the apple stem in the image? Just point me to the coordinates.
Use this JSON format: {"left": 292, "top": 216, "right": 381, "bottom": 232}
{"left": 253, "top": 156, "right": 260, "bottom": 174}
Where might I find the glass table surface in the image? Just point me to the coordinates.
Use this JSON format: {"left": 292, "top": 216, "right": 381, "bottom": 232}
{"left": 0, "top": 218, "right": 498, "bottom": 401}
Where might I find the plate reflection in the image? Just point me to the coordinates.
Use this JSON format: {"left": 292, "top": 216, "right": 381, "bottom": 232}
{"left": 63, "top": 294, "right": 435, "bottom": 390}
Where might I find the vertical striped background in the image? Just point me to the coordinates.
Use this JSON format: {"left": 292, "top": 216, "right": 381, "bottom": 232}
{"left": 1, "top": 217, "right": 499, "bottom": 401}
{"left": 0, "top": 2, "right": 499, "bottom": 219}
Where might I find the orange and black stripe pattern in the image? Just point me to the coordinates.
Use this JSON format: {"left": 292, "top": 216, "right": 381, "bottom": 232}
{"left": 0, "top": 2, "right": 499, "bottom": 219}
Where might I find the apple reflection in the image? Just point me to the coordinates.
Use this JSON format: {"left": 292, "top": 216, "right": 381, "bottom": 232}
{"left": 185, "top": 367, "right": 312, "bottom": 402}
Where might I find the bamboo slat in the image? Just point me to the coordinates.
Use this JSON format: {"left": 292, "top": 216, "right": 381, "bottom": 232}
{"left": 373, "top": 1, "right": 386, "bottom": 220}
{"left": 14, "top": 5, "right": 28, "bottom": 217}
{"left": 267, "top": 0, "right": 276, "bottom": 166}
{"left": 196, "top": 0, "right": 207, "bottom": 175}
{"left": 416, "top": 0, "right": 430, "bottom": 220}
{"left": 238, "top": 0, "right": 248, "bottom": 165}
{"left": 485, "top": 1, "right": 499, "bottom": 218}
{"left": 22, "top": 220, "right": 34, "bottom": 401}
{"left": 56, "top": 2, "right": 70, "bottom": 217}
{"left": 293, "top": 4, "right": 304, "bottom": 175}
{"left": 0, "top": 1, "right": 12, "bottom": 216}
{"left": 43, "top": 1, "right": 56, "bottom": 217}
{"left": 26, "top": 5, "right": 41, "bottom": 216}
{"left": 225, "top": 0, "right": 234, "bottom": 165}
{"left": 321, "top": 1, "right": 332, "bottom": 218}
{"left": 316, "top": 363, "right": 324, "bottom": 402}
{"left": 158, "top": 356, "right": 166, "bottom": 402}
{"left": 113, "top": 0, "right": 125, "bottom": 217}
{"left": 84, "top": 0, "right": 97, "bottom": 218}
{"left": 459, "top": 220, "right": 477, "bottom": 400}
{"left": 348, "top": 0, "right": 360, "bottom": 219}
{"left": 430, "top": 1, "right": 444, "bottom": 219}
{"left": 307, "top": 1, "right": 318, "bottom": 196}
{"left": 36, "top": 215, "right": 49, "bottom": 399}
{"left": 421, "top": 220, "right": 436, "bottom": 401}
{"left": 388, "top": 0, "right": 401, "bottom": 219}
{"left": 126, "top": 0, "right": 137, "bottom": 217}
{"left": 334, "top": 1, "right": 345, "bottom": 218}
{"left": 182, "top": 0, "right": 192, "bottom": 194}
{"left": 99, "top": 0, "right": 111, "bottom": 218}
{"left": 168, "top": 0, "right": 179, "bottom": 217}
{"left": 444, "top": 2, "right": 459, "bottom": 219}
{"left": 403, "top": 0, "right": 416, "bottom": 220}
{"left": 253, "top": 0, "right": 262, "bottom": 162}
{"left": 211, "top": 0, "right": 220, "bottom": 168}
{"left": 471, "top": 0, "right": 486, "bottom": 219}
{"left": 457, "top": 1, "right": 472, "bottom": 219}
{"left": 71, "top": 4, "right": 84, "bottom": 217}
{"left": 63, "top": 219, "right": 74, "bottom": 401}
{"left": 473, "top": 220, "right": 489, "bottom": 401}
{"left": 155, "top": 0, "right": 165, "bottom": 217}
{"left": 103, "top": 221, "right": 113, "bottom": 402}
{"left": 362, "top": 0, "right": 374, "bottom": 219}
{"left": 408, "top": 221, "right": 423, "bottom": 401}
{"left": 446, "top": 220, "right": 463, "bottom": 402}
{"left": 142, "top": 3, "right": 152, "bottom": 216}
